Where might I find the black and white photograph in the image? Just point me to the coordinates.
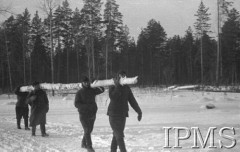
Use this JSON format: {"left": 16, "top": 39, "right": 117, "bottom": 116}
{"left": 0, "top": 0, "right": 240, "bottom": 151}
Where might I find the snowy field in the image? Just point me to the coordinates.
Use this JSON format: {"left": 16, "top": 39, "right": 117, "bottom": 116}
{"left": 0, "top": 88, "right": 240, "bottom": 152}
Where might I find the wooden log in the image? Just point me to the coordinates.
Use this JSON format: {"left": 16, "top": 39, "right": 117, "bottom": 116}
{"left": 172, "top": 85, "right": 199, "bottom": 91}
{"left": 20, "top": 76, "right": 138, "bottom": 92}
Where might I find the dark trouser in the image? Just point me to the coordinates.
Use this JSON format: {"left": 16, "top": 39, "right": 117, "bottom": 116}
{"left": 109, "top": 116, "right": 127, "bottom": 152}
{"left": 32, "top": 123, "right": 46, "bottom": 135}
{"left": 80, "top": 114, "right": 96, "bottom": 148}
{"left": 16, "top": 106, "right": 29, "bottom": 128}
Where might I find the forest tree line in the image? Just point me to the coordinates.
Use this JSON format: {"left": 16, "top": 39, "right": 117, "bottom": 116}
{"left": 0, "top": 0, "right": 240, "bottom": 92}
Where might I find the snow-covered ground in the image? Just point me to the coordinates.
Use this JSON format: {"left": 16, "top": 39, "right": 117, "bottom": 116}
{"left": 0, "top": 88, "right": 240, "bottom": 152}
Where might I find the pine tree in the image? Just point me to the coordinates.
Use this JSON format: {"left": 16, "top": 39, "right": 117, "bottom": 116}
{"left": 183, "top": 27, "right": 194, "bottom": 83}
{"left": 104, "top": 0, "right": 123, "bottom": 78}
{"left": 219, "top": 0, "right": 233, "bottom": 25}
{"left": 39, "top": 0, "right": 59, "bottom": 86}
{"left": 0, "top": 26, "right": 9, "bottom": 90}
{"left": 217, "top": 0, "right": 233, "bottom": 84}
{"left": 60, "top": 0, "right": 73, "bottom": 83}
{"left": 2, "top": 16, "right": 16, "bottom": 91}
{"left": 31, "top": 35, "right": 50, "bottom": 82}
{"left": 118, "top": 25, "right": 138, "bottom": 76}
{"left": 194, "top": 1, "right": 211, "bottom": 86}
{"left": 81, "top": 0, "right": 103, "bottom": 79}
{"left": 118, "top": 25, "right": 130, "bottom": 73}
{"left": 71, "top": 8, "right": 83, "bottom": 81}
{"left": 16, "top": 9, "right": 31, "bottom": 84}
{"left": 137, "top": 29, "right": 148, "bottom": 85}
{"left": 137, "top": 19, "right": 167, "bottom": 85}
{"left": 52, "top": 6, "right": 64, "bottom": 82}
{"left": 30, "top": 11, "right": 45, "bottom": 83}
{"left": 222, "top": 8, "right": 240, "bottom": 83}
{"left": 167, "top": 35, "right": 185, "bottom": 84}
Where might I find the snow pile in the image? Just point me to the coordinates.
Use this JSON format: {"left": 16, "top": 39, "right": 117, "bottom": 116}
{"left": 163, "top": 85, "right": 240, "bottom": 92}
{"left": 197, "top": 96, "right": 215, "bottom": 103}
{"left": 196, "top": 95, "right": 217, "bottom": 109}
{"left": 0, "top": 94, "right": 15, "bottom": 99}
{"left": 215, "top": 94, "right": 239, "bottom": 102}
{"left": 5, "top": 101, "right": 16, "bottom": 105}
{"left": 173, "top": 94, "right": 185, "bottom": 98}
{"left": 203, "top": 85, "right": 240, "bottom": 92}
{"left": 62, "top": 96, "right": 74, "bottom": 101}
{"left": 0, "top": 94, "right": 10, "bottom": 98}
{"left": 224, "top": 96, "right": 239, "bottom": 101}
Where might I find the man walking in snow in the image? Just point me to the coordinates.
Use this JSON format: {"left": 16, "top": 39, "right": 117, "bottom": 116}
{"left": 27, "top": 81, "right": 49, "bottom": 137}
{"left": 14, "top": 85, "right": 30, "bottom": 130}
{"left": 74, "top": 76, "right": 105, "bottom": 152}
{"left": 107, "top": 70, "right": 142, "bottom": 152}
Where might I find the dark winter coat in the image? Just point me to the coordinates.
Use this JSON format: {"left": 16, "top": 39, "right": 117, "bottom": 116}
{"left": 107, "top": 85, "right": 142, "bottom": 117}
{"left": 27, "top": 89, "right": 49, "bottom": 126}
{"left": 74, "top": 86, "right": 104, "bottom": 117}
{"left": 14, "top": 87, "right": 29, "bottom": 108}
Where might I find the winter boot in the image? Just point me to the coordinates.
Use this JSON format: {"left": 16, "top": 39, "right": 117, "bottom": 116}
{"left": 17, "top": 119, "right": 21, "bottom": 129}
{"left": 116, "top": 137, "right": 127, "bottom": 152}
{"left": 24, "top": 118, "right": 30, "bottom": 130}
{"left": 110, "top": 136, "right": 117, "bottom": 152}
{"left": 32, "top": 126, "right": 36, "bottom": 136}
{"left": 86, "top": 146, "right": 95, "bottom": 152}
{"left": 42, "top": 133, "right": 49, "bottom": 137}
{"left": 25, "top": 127, "right": 30, "bottom": 130}
{"left": 81, "top": 136, "right": 87, "bottom": 148}
{"left": 40, "top": 124, "right": 49, "bottom": 137}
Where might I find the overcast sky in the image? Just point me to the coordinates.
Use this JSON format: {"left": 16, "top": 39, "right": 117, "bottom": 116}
{"left": 1, "top": 0, "right": 240, "bottom": 40}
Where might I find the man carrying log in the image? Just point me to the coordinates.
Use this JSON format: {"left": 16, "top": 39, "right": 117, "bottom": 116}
{"left": 14, "top": 85, "right": 30, "bottom": 130}
{"left": 74, "top": 76, "right": 105, "bottom": 152}
{"left": 107, "top": 70, "right": 142, "bottom": 152}
{"left": 27, "top": 81, "right": 49, "bottom": 137}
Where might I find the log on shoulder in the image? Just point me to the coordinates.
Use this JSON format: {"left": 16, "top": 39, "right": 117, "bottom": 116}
{"left": 20, "top": 76, "right": 138, "bottom": 92}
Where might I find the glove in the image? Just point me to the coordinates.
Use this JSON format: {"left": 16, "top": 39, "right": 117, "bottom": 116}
{"left": 137, "top": 113, "right": 142, "bottom": 121}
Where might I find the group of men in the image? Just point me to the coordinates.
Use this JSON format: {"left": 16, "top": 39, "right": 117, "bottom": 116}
{"left": 14, "top": 81, "right": 49, "bottom": 137}
{"left": 15, "top": 70, "right": 142, "bottom": 152}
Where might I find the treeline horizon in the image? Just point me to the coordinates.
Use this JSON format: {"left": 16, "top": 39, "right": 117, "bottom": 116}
{"left": 0, "top": 0, "right": 240, "bottom": 92}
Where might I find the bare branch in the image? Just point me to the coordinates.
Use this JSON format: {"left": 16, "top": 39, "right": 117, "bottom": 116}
{"left": 38, "top": 0, "right": 60, "bottom": 15}
{"left": 0, "top": 0, "right": 14, "bottom": 16}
